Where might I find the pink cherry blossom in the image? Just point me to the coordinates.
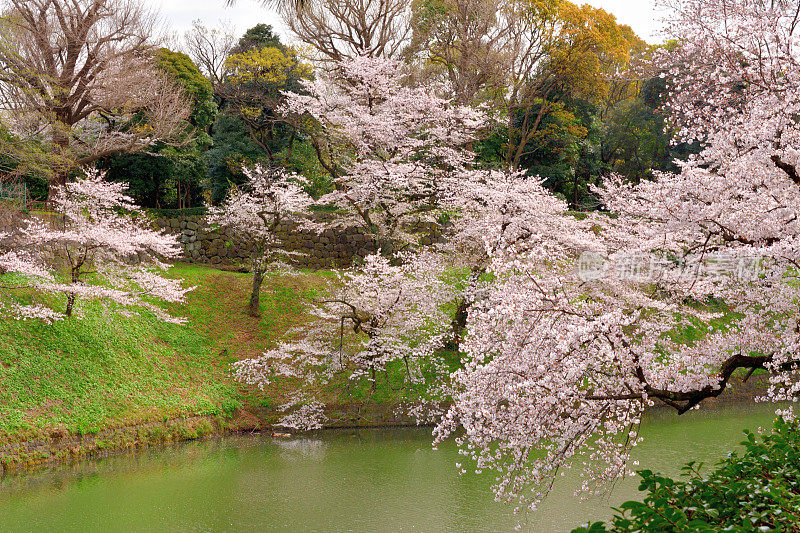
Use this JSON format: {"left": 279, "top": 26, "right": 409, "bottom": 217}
{"left": 1, "top": 169, "right": 191, "bottom": 323}
{"left": 233, "top": 251, "right": 459, "bottom": 430}
{"left": 206, "top": 165, "right": 315, "bottom": 317}
{"left": 281, "top": 55, "right": 488, "bottom": 244}
{"left": 437, "top": 0, "right": 800, "bottom": 512}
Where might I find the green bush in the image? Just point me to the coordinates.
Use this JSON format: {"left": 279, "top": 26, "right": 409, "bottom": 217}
{"left": 574, "top": 417, "right": 800, "bottom": 533}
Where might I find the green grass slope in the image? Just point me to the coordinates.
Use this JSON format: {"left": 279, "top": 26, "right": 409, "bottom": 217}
{"left": 0, "top": 264, "right": 324, "bottom": 439}
{"left": 1, "top": 262, "right": 758, "bottom": 444}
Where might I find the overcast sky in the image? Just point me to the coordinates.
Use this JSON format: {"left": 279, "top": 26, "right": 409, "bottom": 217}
{"left": 148, "top": 0, "right": 664, "bottom": 44}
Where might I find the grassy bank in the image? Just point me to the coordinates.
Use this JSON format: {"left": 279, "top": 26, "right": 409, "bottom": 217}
{"left": 0, "top": 262, "right": 771, "bottom": 469}
{"left": 0, "top": 263, "right": 326, "bottom": 443}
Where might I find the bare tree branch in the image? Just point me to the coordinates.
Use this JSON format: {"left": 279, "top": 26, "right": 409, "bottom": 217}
{"left": 0, "top": 0, "right": 191, "bottom": 195}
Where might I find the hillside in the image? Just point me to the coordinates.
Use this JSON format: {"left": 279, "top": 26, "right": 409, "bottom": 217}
{"left": 0, "top": 264, "right": 326, "bottom": 443}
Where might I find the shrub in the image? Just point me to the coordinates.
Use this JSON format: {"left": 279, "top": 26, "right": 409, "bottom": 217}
{"left": 573, "top": 417, "right": 800, "bottom": 532}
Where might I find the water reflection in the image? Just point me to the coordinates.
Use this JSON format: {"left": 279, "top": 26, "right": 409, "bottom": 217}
{"left": 274, "top": 437, "right": 328, "bottom": 461}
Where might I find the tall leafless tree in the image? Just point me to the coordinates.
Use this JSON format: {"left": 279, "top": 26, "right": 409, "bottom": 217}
{"left": 280, "top": 0, "right": 411, "bottom": 61}
{"left": 409, "top": 0, "right": 510, "bottom": 106}
{"left": 183, "top": 20, "right": 237, "bottom": 93}
{"left": 0, "top": 0, "right": 191, "bottom": 195}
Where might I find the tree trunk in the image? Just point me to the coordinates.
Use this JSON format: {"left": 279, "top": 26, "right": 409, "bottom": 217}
{"left": 65, "top": 262, "right": 81, "bottom": 317}
{"left": 49, "top": 117, "right": 71, "bottom": 200}
{"left": 448, "top": 268, "right": 484, "bottom": 349}
{"left": 65, "top": 292, "right": 76, "bottom": 317}
{"left": 248, "top": 266, "right": 265, "bottom": 317}
{"left": 451, "top": 298, "right": 470, "bottom": 342}
{"left": 573, "top": 170, "right": 580, "bottom": 209}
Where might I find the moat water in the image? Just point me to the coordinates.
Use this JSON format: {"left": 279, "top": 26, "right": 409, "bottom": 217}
{"left": 0, "top": 401, "right": 780, "bottom": 532}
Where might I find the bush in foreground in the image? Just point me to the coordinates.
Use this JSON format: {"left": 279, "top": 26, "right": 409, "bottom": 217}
{"left": 574, "top": 418, "right": 800, "bottom": 533}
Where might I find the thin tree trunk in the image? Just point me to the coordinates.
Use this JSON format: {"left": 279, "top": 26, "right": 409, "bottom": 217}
{"left": 248, "top": 266, "right": 265, "bottom": 317}
{"left": 65, "top": 262, "right": 81, "bottom": 317}
{"left": 65, "top": 292, "right": 76, "bottom": 317}
{"left": 50, "top": 117, "right": 71, "bottom": 200}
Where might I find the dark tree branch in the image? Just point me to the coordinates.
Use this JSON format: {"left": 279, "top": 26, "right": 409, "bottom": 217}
{"left": 588, "top": 353, "right": 798, "bottom": 415}
{"left": 772, "top": 154, "right": 800, "bottom": 185}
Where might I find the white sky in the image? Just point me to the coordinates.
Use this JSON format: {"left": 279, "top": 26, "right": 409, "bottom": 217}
{"left": 149, "top": 0, "right": 663, "bottom": 44}
{"left": 580, "top": 0, "right": 663, "bottom": 42}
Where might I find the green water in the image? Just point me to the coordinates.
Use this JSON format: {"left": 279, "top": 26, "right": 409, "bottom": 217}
{"left": 0, "top": 402, "right": 781, "bottom": 532}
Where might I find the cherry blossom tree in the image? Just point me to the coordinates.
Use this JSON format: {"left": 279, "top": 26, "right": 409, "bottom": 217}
{"left": 0, "top": 170, "right": 191, "bottom": 322}
{"left": 237, "top": 56, "right": 576, "bottom": 432}
{"left": 281, "top": 55, "right": 487, "bottom": 247}
{"left": 434, "top": 0, "right": 800, "bottom": 512}
{"left": 207, "top": 165, "right": 314, "bottom": 317}
{"left": 446, "top": 167, "right": 604, "bottom": 329}
{"left": 233, "top": 250, "right": 459, "bottom": 430}
{"left": 231, "top": 56, "right": 492, "bottom": 429}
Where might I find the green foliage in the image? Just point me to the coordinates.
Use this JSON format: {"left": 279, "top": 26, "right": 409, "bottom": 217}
{"left": 206, "top": 24, "right": 332, "bottom": 202}
{"left": 601, "top": 96, "right": 670, "bottom": 181}
{"left": 0, "top": 124, "right": 50, "bottom": 201}
{"left": 488, "top": 96, "right": 603, "bottom": 208}
{"left": 477, "top": 75, "right": 699, "bottom": 210}
{"left": 573, "top": 418, "right": 800, "bottom": 533}
{"left": 533, "top": 98, "right": 603, "bottom": 209}
{"left": 156, "top": 48, "right": 217, "bottom": 140}
{"left": 600, "top": 77, "right": 699, "bottom": 184}
{"left": 205, "top": 25, "right": 320, "bottom": 203}
{"left": 102, "top": 145, "right": 207, "bottom": 209}
{"left": 232, "top": 24, "right": 283, "bottom": 55}
{"left": 206, "top": 113, "right": 268, "bottom": 202}
{"left": 280, "top": 136, "right": 334, "bottom": 199}
{"left": 100, "top": 49, "right": 218, "bottom": 209}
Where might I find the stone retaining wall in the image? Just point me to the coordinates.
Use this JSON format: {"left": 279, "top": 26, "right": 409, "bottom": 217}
{"left": 13, "top": 210, "right": 442, "bottom": 270}
{"left": 151, "top": 215, "right": 401, "bottom": 269}
{"left": 0, "top": 416, "right": 221, "bottom": 472}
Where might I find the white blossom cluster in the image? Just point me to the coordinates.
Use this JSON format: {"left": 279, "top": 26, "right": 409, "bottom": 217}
{"left": 0, "top": 170, "right": 191, "bottom": 323}
{"left": 435, "top": 0, "right": 800, "bottom": 512}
